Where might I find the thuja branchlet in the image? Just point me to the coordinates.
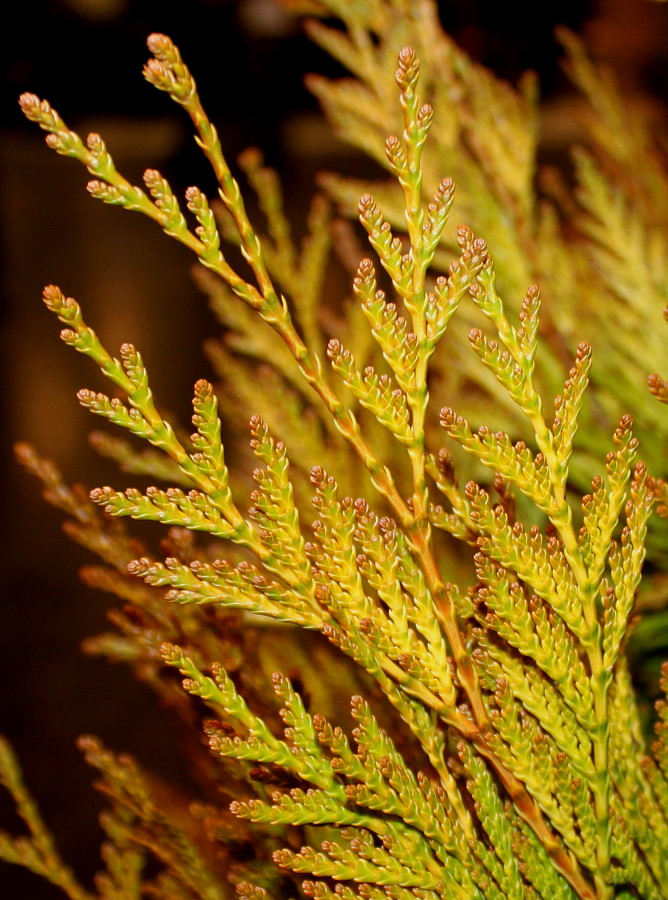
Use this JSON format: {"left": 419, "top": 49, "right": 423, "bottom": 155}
{"left": 4, "top": 12, "right": 668, "bottom": 900}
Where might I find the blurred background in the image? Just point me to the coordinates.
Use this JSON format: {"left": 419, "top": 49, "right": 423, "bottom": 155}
{"left": 2, "top": 0, "right": 668, "bottom": 896}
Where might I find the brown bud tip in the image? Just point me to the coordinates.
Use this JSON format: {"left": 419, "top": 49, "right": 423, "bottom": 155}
{"left": 89, "top": 486, "right": 111, "bottom": 503}
{"left": 464, "top": 481, "right": 480, "bottom": 499}
{"left": 326, "top": 338, "right": 341, "bottom": 357}
{"left": 648, "top": 372, "right": 668, "bottom": 398}
{"left": 457, "top": 224, "right": 473, "bottom": 242}
{"left": 194, "top": 378, "right": 210, "bottom": 396}
{"left": 147, "top": 33, "right": 172, "bottom": 54}
{"left": 85, "top": 180, "right": 105, "bottom": 197}
{"left": 76, "top": 734, "right": 100, "bottom": 753}
{"left": 358, "top": 194, "right": 374, "bottom": 212}
{"left": 184, "top": 185, "right": 201, "bottom": 202}
{"left": 127, "top": 557, "right": 152, "bottom": 576}
{"left": 19, "top": 91, "right": 40, "bottom": 109}
{"left": 19, "top": 93, "right": 50, "bottom": 124}
{"left": 42, "top": 284, "right": 65, "bottom": 307}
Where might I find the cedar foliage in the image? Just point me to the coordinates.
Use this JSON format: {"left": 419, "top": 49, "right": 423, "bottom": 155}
{"left": 5, "top": 3, "right": 668, "bottom": 899}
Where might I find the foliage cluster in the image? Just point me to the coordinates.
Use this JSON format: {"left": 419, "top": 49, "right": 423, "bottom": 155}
{"left": 4, "top": 2, "right": 668, "bottom": 899}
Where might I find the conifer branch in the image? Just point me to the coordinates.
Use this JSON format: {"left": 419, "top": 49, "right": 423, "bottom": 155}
{"left": 0, "top": 739, "right": 94, "bottom": 900}
{"left": 14, "top": 12, "right": 668, "bottom": 900}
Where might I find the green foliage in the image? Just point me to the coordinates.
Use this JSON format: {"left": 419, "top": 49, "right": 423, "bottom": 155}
{"left": 6, "top": 3, "right": 668, "bottom": 900}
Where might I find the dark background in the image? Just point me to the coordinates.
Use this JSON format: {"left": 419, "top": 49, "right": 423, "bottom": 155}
{"left": 2, "top": 0, "right": 667, "bottom": 896}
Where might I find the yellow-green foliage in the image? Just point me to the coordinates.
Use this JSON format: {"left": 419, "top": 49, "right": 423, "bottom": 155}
{"left": 5, "top": 5, "right": 668, "bottom": 900}
{"left": 303, "top": 2, "right": 668, "bottom": 489}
